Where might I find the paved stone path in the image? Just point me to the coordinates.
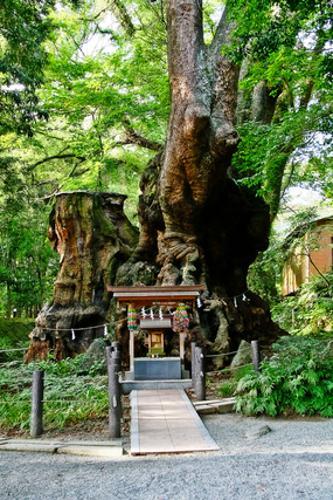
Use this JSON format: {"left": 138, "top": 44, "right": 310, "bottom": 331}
{"left": 130, "top": 389, "right": 219, "bottom": 455}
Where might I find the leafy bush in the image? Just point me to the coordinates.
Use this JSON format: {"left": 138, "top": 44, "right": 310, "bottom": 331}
{"left": 272, "top": 272, "right": 333, "bottom": 335}
{"left": 235, "top": 336, "right": 333, "bottom": 417}
{"left": 218, "top": 365, "right": 255, "bottom": 398}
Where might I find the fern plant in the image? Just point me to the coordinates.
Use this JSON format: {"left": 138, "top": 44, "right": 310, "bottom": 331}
{"left": 235, "top": 336, "right": 333, "bottom": 417}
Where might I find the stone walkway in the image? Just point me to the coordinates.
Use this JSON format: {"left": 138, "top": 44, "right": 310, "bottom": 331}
{"left": 130, "top": 389, "right": 219, "bottom": 455}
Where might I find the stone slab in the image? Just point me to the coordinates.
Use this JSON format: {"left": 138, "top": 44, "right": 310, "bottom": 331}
{"left": 5, "top": 439, "right": 62, "bottom": 446}
{"left": 130, "top": 389, "right": 219, "bottom": 455}
{"left": 59, "top": 439, "right": 123, "bottom": 447}
{"left": 57, "top": 445, "right": 123, "bottom": 458}
{"left": 0, "top": 439, "right": 124, "bottom": 457}
{"left": 121, "top": 378, "right": 192, "bottom": 394}
{"left": 194, "top": 397, "right": 236, "bottom": 415}
{"left": 0, "top": 443, "right": 58, "bottom": 453}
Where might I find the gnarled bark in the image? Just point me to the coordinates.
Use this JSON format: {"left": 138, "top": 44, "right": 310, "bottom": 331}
{"left": 27, "top": 2, "right": 285, "bottom": 363}
{"left": 25, "top": 191, "right": 138, "bottom": 361}
{"left": 115, "top": 1, "right": 285, "bottom": 359}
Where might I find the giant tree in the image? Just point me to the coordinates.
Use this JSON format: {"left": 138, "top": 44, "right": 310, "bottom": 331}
{"left": 26, "top": 0, "right": 332, "bottom": 359}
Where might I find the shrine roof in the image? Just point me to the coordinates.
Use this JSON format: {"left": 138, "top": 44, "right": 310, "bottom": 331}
{"left": 107, "top": 285, "right": 205, "bottom": 303}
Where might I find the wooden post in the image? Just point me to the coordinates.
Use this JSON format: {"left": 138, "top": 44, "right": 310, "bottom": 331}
{"left": 30, "top": 370, "right": 44, "bottom": 438}
{"left": 251, "top": 340, "right": 260, "bottom": 372}
{"left": 179, "top": 333, "right": 186, "bottom": 361}
{"left": 191, "top": 341, "right": 196, "bottom": 385}
{"left": 194, "top": 346, "right": 206, "bottom": 401}
{"left": 129, "top": 330, "right": 135, "bottom": 373}
{"left": 106, "top": 346, "right": 121, "bottom": 438}
{"left": 111, "top": 341, "right": 121, "bottom": 368}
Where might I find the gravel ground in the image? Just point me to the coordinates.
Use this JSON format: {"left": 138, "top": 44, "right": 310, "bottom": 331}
{"left": 203, "top": 413, "right": 333, "bottom": 455}
{"left": 0, "top": 415, "right": 332, "bottom": 500}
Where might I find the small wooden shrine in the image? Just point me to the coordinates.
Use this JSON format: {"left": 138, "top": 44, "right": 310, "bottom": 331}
{"left": 108, "top": 285, "right": 205, "bottom": 380}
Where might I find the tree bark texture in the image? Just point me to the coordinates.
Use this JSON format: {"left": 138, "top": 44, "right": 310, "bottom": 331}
{"left": 25, "top": 191, "right": 138, "bottom": 361}
{"left": 115, "top": 1, "right": 285, "bottom": 360}
{"left": 27, "top": 2, "right": 285, "bottom": 363}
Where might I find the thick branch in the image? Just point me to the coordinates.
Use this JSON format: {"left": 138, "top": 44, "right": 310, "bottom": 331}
{"left": 208, "top": 6, "right": 240, "bottom": 156}
{"left": 252, "top": 81, "right": 279, "bottom": 124}
{"left": 28, "top": 153, "right": 86, "bottom": 171}
{"left": 120, "top": 121, "right": 162, "bottom": 151}
{"left": 209, "top": 6, "right": 229, "bottom": 62}
{"left": 167, "top": 0, "right": 209, "bottom": 108}
{"left": 112, "top": 0, "right": 135, "bottom": 37}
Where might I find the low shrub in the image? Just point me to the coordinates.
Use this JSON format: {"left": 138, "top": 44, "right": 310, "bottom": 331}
{"left": 235, "top": 336, "right": 333, "bottom": 417}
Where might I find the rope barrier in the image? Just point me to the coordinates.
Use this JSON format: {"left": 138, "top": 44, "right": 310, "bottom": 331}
{"left": 205, "top": 347, "right": 250, "bottom": 358}
{"left": 206, "top": 363, "right": 254, "bottom": 375}
{"left": 206, "top": 350, "right": 238, "bottom": 358}
{"left": 32, "top": 322, "right": 111, "bottom": 332}
{"left": 0, "top": 347, "right": 27, "bottom": 353}
{"left": 0, "top": 362, "right": 23, "bottom": 368}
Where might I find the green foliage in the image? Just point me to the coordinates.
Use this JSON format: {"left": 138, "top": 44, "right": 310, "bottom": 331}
{"left": 235, "top": 336, "right": 333, "bottom": 417}
{"left": 228, "top": 0, "right": 332, "bottom": 217}
{"left": 0, "top": 318, "right": 32, "bottom": 362}
{"left": 0, "top": 318, "right": 34, "bottom": 346}
{"left": 218, "top": 365, "right": 255, "bottom": 397}
{"left": 218, "top": 380, "right": 236, "bottom": 398}
{"left": 272, "top": 271, "right": 333, "bottom": 336}
{"left": 247, "top": 231, "right": 284, "bottom": 304}
{"left": 0, "top": 354, "right": 108, "bottom": 432}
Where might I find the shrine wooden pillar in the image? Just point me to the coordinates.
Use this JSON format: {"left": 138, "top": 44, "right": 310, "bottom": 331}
{"left": 129, "top": 329, "right": 135, "bottom": 372}
{"left": 179, "top": 332, "right": 186, "bottom": 360}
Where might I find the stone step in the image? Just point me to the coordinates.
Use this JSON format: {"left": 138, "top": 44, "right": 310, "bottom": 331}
{"left": 193, "top": 397, "right": 236, "bottom": 414}
{"left": 120, "top": 378, "right": 192, "bottom": 394}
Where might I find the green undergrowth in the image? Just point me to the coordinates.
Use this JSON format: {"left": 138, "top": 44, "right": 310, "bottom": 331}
{"left": 272, "top": 272, "right": 333, "bottom": 336}
{"left": 235, "top": 336, "right": 333, "bottom": 417}
{"left": 0, "top": 353, "right": 108, "bottom": 433}
{"left": 0, "top": 318, "right": 34, "bottom": 362}
{"left": 218, "top": 365, "right": 255, "bottom": 398}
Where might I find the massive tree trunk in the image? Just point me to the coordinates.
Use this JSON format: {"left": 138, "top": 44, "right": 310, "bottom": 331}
{"left": 25, "top": 191, "right": 138, "bottom": 361}
{"left": 115, "top": 1, "right": 284, "bottom": 358}
{"left": 27, "top": 2, "right": 284, "bottom": 362}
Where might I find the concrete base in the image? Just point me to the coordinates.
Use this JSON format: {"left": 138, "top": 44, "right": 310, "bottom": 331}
{"left": 0, "top": 439, "right": 123, "bottom": 457}
{"left": 120, "top": 377, "right": 192, "bottom": 394}
{"left": 194, "top": 397, "right": 236, "bottom": 415}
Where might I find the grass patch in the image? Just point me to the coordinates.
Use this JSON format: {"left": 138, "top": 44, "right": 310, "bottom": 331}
{"left": 217, "top": 365, "right": 255, "bottom": 398}
{"left": 0, "top": 354, "right": 109, "bottom": 434}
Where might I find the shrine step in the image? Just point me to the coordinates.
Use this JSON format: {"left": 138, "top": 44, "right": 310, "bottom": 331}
{"left": 119, "top": 377, "right": 192, "bottom": 394}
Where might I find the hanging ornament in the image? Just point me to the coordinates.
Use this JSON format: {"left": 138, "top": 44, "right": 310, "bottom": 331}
{"left": 234, "top": 297, "right": 238, "bottom": 308}
{"left": 172, "top": 303, "right": 190, "bottom": 333}
{"left": 71, "top": 328, "right": 76, "bottom": 341}
{"left": 141, "top": 307, "right": 146, "bottom": 318}
{"left": 104, "top": 324, "right": 108, "bottom": 337}
{"left": 159, "top": 307, "right": 163, "bottom": 320}
{"left": 242, "top": 293, "right": 246, "bottom": 301}
{"left": 150, "top": 308, "right": 154, "bottom": 320}
{"left": 196, "top": 297, "right": 202, "bottom": 308}
{"left": 127, "top": 305, "right": 138, "bottom": 332}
